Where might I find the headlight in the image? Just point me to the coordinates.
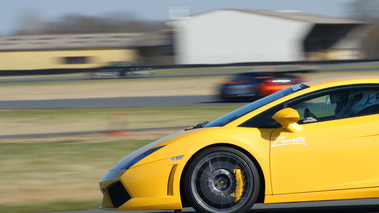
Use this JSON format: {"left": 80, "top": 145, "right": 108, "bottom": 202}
{"left": 168, "top": 155, "right": 184, "bottom": 161}
{"left": 120, "top": 145, "right": 165, "bottom": 170}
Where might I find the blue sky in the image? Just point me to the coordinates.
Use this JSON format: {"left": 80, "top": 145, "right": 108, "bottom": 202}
{"left": 0, "top": 0, "right": 354, "bottom": 35}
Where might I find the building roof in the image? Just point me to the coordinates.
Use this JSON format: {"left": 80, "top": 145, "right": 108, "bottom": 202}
{"left": 196, "top": 9, "right": 366, "bottom": 24}
{"left": 0, "top": 31, "right": 171, "bottom": 51}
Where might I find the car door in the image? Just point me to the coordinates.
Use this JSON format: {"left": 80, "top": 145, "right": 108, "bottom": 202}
{"left": 270, "top": 86, "right": 379, "bottom": 195}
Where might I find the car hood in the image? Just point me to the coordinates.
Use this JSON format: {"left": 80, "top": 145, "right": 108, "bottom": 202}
{"left": 110, "top": 130, "right": 188, "bottom": 171}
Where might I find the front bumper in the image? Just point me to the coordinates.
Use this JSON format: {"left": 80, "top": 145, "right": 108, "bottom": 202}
{"left": 99, "top": 158, "right": 183, "bottom": 210}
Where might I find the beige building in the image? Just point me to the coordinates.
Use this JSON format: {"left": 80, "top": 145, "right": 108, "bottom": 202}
{"left": 0, "top": 32, "right": 173, "bottom": 70}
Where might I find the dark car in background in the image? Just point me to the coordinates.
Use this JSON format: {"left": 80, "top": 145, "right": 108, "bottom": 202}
{"left": 91, "top": 62, "right": 153, "bottom": 78}
{"left": 219, "top": 70, "right": 305, "bottom": 101}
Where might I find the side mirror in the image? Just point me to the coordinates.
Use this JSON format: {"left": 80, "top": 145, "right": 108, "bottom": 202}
{"left": 272, "top": 108, "right": 302, "bottom": 133}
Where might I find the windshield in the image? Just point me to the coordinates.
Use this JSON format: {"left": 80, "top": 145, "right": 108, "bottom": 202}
{"left": 205, "top": 83, "right": 309, "bottom": 127}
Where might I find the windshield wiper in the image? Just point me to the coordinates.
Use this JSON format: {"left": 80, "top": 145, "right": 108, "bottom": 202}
{"left": 185, "top": 121, "right": 209, "bottom": 131}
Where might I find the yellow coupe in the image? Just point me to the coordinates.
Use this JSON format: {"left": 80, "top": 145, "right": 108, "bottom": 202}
{"left": 100, "top": 76, "right": 379, "bottom": 213}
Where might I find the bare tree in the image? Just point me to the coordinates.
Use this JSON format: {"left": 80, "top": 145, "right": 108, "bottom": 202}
{"left": 346, "top": 0, "right": 379, "bottom": 59}
{"left": 14, "top": 12, "right": 166, "bottom": 35}
{"left": 347, "top": 0, "right": 379, "bottom": 21}
{"left": 15, "top": 10, "right": 49, "bottom": 35}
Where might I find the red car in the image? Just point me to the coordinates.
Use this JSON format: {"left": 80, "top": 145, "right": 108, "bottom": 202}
{"left": 219, "top": 71, "right": 305, "bottom": 101}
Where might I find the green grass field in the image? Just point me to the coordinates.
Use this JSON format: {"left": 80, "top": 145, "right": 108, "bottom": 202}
{"left": 0, "top": 105, "right": 242, "bottom": 135}
{"left": 0, "top": 136, "right": 152, "bottom": 213}
{"left": 0, "top": 105, "right": 243, "bottom": 213}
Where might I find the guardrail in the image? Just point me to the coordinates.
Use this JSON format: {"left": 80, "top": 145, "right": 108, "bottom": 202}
{"left": 0, "top": 59, "right": 378, "bottom": 76}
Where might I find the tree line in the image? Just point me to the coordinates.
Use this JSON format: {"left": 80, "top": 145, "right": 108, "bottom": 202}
{"left": 11, "top": 0, "right": 379, "bottom": 59}
{"left": 348, "top": 0, "right": 379, "bottom": 59}
{"left": 14, "top": 11, "right": 166, "bottom": 35}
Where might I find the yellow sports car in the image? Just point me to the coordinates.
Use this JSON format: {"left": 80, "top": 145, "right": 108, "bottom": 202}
{"left": 100, "top": 76, "right": 379, "bottom": 213}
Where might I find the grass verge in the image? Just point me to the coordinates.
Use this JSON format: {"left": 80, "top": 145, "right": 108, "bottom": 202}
{"left": 0, "top": 135, "right": 155, "bottom": 212}
{"left": 0, "top": 105, "right": 243, "bottom": 136}
{"left": 0, "top": 105, "right": 244, "bottom": 212}
{"left": 0, "top": 200, "right": 100, "bottom": 213}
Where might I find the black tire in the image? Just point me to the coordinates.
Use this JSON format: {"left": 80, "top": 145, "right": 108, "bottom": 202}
{"left": 183, "top": 146, "right": 260, "bottom": 213}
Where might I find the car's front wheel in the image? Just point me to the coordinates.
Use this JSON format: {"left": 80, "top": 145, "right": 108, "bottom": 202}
{"left": 183, "top": 146, "right": 260, "bottom": 213}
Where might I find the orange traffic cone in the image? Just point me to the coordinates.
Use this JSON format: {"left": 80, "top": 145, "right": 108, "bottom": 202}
{"left": 108, "top": 111, "right": 131, "bottom": 135}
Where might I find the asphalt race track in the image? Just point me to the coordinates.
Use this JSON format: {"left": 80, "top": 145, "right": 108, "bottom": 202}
{"left": 53, "top": 198, "right": 379, "bottom": 213}
{"left": 0, "top": 95, "right": 245, "bottom": 109}
{"left": 1, "top": 61, "right": 379, "bottom": 85}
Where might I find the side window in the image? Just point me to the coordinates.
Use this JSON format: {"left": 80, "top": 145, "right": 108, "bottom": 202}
{"left": 350, "top": 90, "right": 379, "bottom": 116}
{"left": 239, "top": 85, "right": 379, "bottom": 127}
{"left": 289, "top": 95, "right": 337, "bottom": 123}
{"left": 287, "top": 86, "right": 379, "bottom": 124}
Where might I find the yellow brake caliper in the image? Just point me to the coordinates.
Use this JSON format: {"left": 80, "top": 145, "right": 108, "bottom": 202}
{"left": 230, "top": 165, "right": 245, "bottom": 202}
